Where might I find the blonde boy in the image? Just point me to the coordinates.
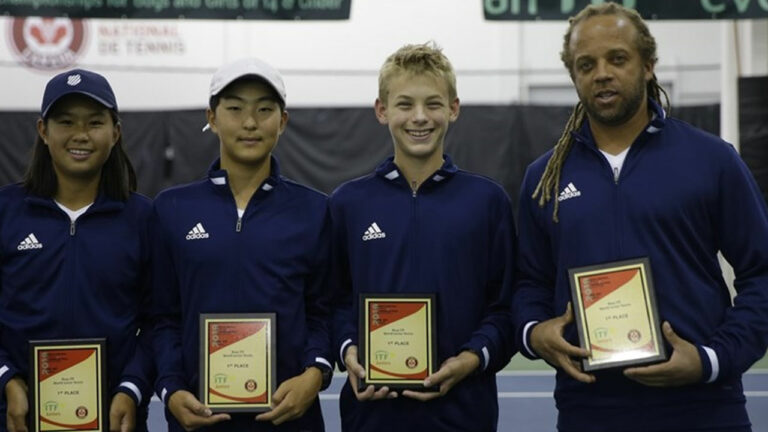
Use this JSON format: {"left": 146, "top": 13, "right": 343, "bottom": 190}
{"left": 330, "top": 43, "right": 516, "bottom": 431}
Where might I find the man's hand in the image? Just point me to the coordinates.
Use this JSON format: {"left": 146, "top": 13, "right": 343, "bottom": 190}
{"left": 109, "top": 392, "right": 136, "bottom": 432}
{"left": 344, "top": 345, "right": 397, "bottom": 401}
{"left": 530, "top": 302, "right": 595, "bottom": 383}
{"left": 5, "top": 377, "right": 28, "bottom": 432}
{"left": 624, "top": 321, "right": 703, "bottom": 386}
{"left": 402, "top": 350, "right": 480, "bottom": 401}
{"left": 167, "top": 390, "right": 230, "bottom": 431}
{"left": 255, "top": 367, "right": 322, "bottom": 425}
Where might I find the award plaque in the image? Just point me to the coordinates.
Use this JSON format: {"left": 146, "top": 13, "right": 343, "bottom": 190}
{"left": 29, "top": 339, "right": 107, "bottom": 432}
{"left": 569, "top": 257, "right": 667, "bottom": 371}
{"left": 199, "top": 313, "right": 276, "bottom": 413}
{"left": 358, "top": 293, "right": 437, "bottom": 391}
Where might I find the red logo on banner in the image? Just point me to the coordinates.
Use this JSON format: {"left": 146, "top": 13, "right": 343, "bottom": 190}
{"left": 8, "top": 17, "right": 87, "bottom": 70}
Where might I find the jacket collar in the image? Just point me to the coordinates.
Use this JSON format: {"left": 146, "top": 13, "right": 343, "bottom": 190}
{"left": 375, "top": 154, "right": 458, "bottom": 191}
{"left": 571, "top": 97, "right": 667, "bottom": 145}
{"left": 25, "top": 190, "right": 125, "bottom": 214}
{"left": 207, "top": 155, "right": 281, "bottom": 194}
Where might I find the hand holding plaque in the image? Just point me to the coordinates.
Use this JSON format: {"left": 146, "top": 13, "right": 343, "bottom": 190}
{"left": 569, "top": 258, "right": 667, "bottom": 371}
{"left": 358, "top": 294, "right": 437, "bottom": 391}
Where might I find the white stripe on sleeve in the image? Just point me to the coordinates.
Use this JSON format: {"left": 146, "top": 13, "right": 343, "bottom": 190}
{"left": 703, "top": 346, "right": 719, "bottom": 383}
{"left": 522, "top": 321, "right": 540, "bottom": 358}
{"left": 339, "top": 339, "right": 353, "bottom": 368}
{"left": 119, "top": 381, "right": 142, "bottom": 405}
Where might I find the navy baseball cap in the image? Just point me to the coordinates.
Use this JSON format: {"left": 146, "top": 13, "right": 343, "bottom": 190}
{"left": 41, "top": 69, "right": 117, "bottom": 117}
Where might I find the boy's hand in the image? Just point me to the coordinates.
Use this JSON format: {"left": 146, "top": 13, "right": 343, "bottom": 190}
{"left": 109, "top": 392, "right": 136, "bottom": 432}
{"left": 344, "top": 345, "right": 397, "bottom": 401}
{"left": 256, "top": 367, "right": 321, "bottom": 425}
{"left": 5, "top": 377, "right": 28, "bottom": 432}
{"left": 401, "top": 350, "right": 479, "bottom": 401}
{"left": 167, "top": 390, "right": 230, "bottom": 431}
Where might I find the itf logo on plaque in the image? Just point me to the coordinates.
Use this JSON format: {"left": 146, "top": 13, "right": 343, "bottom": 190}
{"left": 7, "top": 17, "right": 88, "bottom": 70}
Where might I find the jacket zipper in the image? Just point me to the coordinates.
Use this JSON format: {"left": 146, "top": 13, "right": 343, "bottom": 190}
{"left": 65, "top": 214, "right": 77, "bottom": 330}
{"left": 596, "top": 147, "right": 622, "bottom": 257}
{"left": 411, "top": 180, "right": 420, "bottom": 289}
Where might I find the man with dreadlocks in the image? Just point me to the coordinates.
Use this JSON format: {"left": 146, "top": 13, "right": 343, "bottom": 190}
{"left": 514, "top": 3, "right": 768, "bottom": 431}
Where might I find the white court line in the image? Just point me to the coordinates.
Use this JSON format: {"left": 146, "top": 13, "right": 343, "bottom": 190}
{"left": 497, "top": 370, "right": 555, "bottom": 376}
{"left": 319, "top": 393, "right": 554, "bottom": 400}
{"left": 155, "top": 368, "right": 768, "bottom": 403}
{"left": 497, "top": 369, "right": 768, "bottom": 376}
{"left": 498, "top": 392, "right": 553, "bottom": 398}
{"left": 335, "top": 369, "right": 768, "bottom": 377}
{"left": 321, "top": 391, "right": 768, "bottom": 400}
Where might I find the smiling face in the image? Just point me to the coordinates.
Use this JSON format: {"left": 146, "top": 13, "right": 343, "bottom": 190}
{"left": 207, "top": 78, "right": 288, "bottom": 170}
{"left": 569, "top": 14, "right": 653, "bottom": 128}
{"left": 375, "top": 71, "right": 459, "bottom": 165}
{"left": 37, "top": 94, "right": 119, "bottom": 184}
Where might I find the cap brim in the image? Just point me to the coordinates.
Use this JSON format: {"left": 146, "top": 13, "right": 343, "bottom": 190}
{"left": 211, "top": 73, "right": 285, "bottom": 107}
{"left": 42, "top": 90, "right": 116, "bottom": 117}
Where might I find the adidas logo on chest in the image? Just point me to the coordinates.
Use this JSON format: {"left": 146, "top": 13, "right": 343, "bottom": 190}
{"left": 17, "top": 233, "right": 43, "bottom": 250}
{"left": 186, "top": 223, "right": 210, "bottom": 240}
{"left": 558, "top": 182, "right": 582, "bottom": 202}
{"left": 362, "top": 222, "right": 386, "bottom": 241}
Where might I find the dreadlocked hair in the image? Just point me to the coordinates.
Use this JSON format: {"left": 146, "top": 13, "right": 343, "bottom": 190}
{"left": 533, "top": 2, "right": 670, "bottom": 222}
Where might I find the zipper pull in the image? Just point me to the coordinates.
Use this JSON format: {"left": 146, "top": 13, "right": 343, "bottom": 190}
{"left": 70, "top": 220, "right": 76, "bottom": 236}
{"left": 613, "top": 167, "right": 619, "bottom": 184}
{"left": 411, "top": 180, "right": 417, "bottom": 197}
{"left": 236, "top": 216, "right": 242, "bottom": 233}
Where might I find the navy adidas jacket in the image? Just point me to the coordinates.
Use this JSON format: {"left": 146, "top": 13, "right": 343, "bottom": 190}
{"left": 151, "top": 157, "right": 332, "bottom": 432}
{"left": 0, "top": 184, "right": 155, "bottom": 431}
{"left": 330, "top": 156, "right": 516, "bottom": 432}
{"left": 514, "top": 100, "right": 768, "bottom": 431}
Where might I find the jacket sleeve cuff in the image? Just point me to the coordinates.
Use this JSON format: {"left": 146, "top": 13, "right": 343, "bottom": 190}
{"left": 115, "top": 381, "right": 142, "bottom": 406}
{"left": 338, "top": 338, "right": 354, "bottom": 372}
{"left": 521, "top": 321, "right": 540, "bottom": 359}
{"left": 697, "top": 345, "right": 720, "bottom": 384}
{"left": 304, "top": 358, "right": 333, "bottom": 391}
{"left": 304, "top": 356, "right": 332, "bottom": 370}
{"left": 461, "top": 338, "right": 491, "bottom": 373}
{"left": 0, "top": 364, "right": 19, "bottom": 400}
{"left": 156, "top": 378, "right": 188, "bottom": 406}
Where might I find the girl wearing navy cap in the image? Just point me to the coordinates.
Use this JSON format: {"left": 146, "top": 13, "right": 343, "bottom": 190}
{"left": 0, "top": 69, "right": 154, "bottom": 432}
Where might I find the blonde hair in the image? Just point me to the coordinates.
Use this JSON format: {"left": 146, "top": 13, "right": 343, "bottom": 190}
{"left": 533, "top": 2, "right": 669, "bottom": 222}
{"left": 378, "top": 41, "right": 457, "bottom": 102}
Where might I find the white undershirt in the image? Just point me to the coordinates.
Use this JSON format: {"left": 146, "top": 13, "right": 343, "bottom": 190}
{"left": 237, "top": 208, "right": 245, "bottom": 218}
{"left": 55, "top": 201, "right": 93, "bottom": 222}
{"left": 599, "top": 147, "right": 630, "bottom": 182}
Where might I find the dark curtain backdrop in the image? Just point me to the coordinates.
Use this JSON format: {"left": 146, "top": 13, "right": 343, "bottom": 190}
{"left": 739, "top": 76, "right": 768, "bottom": 204}
{"left": 0, "top": 104, "right": 721, "bottom": 211}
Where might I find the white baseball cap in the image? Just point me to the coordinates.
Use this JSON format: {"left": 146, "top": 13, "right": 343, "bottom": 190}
{"left": 203, "top": 58, "right": 287, "bottom": 131}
